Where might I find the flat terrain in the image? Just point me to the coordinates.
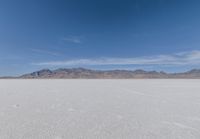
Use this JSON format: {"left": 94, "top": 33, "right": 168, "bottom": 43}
{"left": 0, "top": 80, "right": 200, "bottom": 139}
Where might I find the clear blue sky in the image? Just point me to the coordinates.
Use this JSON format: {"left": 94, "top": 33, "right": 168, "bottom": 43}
{"left": 1, "top": 0, "right": 200, "bottom": 76}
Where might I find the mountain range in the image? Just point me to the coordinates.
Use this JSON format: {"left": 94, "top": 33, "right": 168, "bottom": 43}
{"left": 3, "top": 68, "right": 199, "bottom": 79}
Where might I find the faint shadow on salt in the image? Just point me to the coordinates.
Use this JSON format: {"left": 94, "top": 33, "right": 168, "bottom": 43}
{"left": 12, "top": 104, "right": 20, "bottom": 108}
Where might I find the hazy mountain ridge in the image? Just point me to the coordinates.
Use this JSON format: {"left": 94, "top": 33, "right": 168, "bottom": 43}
{"left": 11, "top": 68, "right": 200, "bottom": 79}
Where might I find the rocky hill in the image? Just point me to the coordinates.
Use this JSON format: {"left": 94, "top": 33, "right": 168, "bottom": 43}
{"left": 17, "top": 68, "right": 200, "bottom": 79}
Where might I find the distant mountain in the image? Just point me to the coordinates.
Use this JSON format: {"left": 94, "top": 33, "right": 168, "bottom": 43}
{"left": 18, "top": 68, "right": 168, "bottom": 79}
{"left": 171, "top": 69, "right": 200, "bottom": 78}
{"left": 19, "top": 68, "right": 167, "bottom": 79}
{"left": 1, "top": 68, "right": 200, "bottom": 79}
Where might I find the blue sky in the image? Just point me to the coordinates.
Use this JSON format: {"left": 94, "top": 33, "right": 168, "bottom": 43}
{"left": 1, "top": 0, "right": 200, "bottom": 76}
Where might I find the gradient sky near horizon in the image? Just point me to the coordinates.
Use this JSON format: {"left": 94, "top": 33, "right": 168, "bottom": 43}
{"left": 1, "top": 0, "right": 200, "bottom": 76}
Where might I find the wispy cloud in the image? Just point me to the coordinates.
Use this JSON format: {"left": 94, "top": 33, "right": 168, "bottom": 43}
{"left": 31, "top": 49, "right": 61, "bottom": 56}
{"left": 33, "top": 50, "right": 200, "bottom": 66}
{"left": 62, "top": 36, "right": 82, "bottom": 44}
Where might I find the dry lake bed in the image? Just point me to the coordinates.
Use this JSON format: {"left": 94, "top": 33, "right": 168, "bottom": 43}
{"left": 0, "top": 79, "right": 200, "bottom": 139}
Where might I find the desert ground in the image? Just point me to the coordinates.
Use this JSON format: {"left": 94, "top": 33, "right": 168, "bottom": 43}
{"left": 0, "top": 79, "right": 200, "bottom": 139}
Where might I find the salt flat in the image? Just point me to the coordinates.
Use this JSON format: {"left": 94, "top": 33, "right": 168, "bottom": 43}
{"left": 0, "top": 79, "right": 200, "bottom": 139}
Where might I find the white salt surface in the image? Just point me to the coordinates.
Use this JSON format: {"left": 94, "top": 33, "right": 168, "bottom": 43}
{"left": 0, "top": 79, "right": 200, "bottom": 139}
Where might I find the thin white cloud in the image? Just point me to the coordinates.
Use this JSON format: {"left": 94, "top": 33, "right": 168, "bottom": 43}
{"left": 62, "top": 36, "right": 82, "bottom": 44}
{"left": 31, "top": 49, "right": 61, "bottom": 56}
{"left": 33, "top": 50, "right": 200, "bottom": 66}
